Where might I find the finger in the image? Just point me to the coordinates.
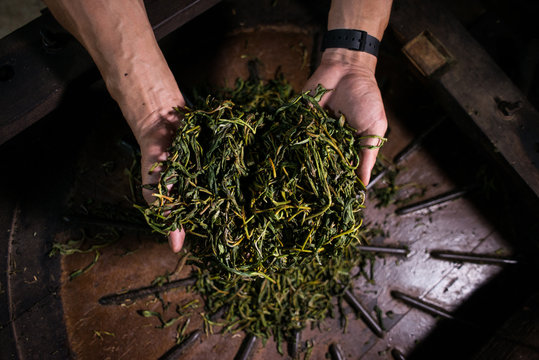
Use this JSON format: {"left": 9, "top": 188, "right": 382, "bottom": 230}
{"left": 168, "top": 228, "right": 185, "bottom": 253}
{"left": 142, "top": 187, "right": 157, "bottom": 205}
{"left": 357, "top": 118, "right": 388, "bottom": 186}
{"left": 139, "top": 114, "right": 181, "bottom": 204}
{"left": 358, "top": 146, "right": 380, "bottom": 186}
{"left": 141, "top": 153, "right": 169, "bottom": 205}
{"left": 302, "top": 66, "right": 341, "bottom": 108}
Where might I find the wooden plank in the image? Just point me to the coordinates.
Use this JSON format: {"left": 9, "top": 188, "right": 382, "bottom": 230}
{"left": 473, "top": 291, "right": 539, "bottom": 360}
{"left": 0, "top": 0, "right": 220, "bottom": 146}
{"left": 389, "top": 0, "right": 539, "bottom": 198}
{"left": 0, "top": 186, "right": 18, "bottom": 359}
{"left": 0, "top": 109, "right": 80, "bottom": 360}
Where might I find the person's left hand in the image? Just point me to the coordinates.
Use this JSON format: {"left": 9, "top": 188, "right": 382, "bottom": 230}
{"left": 136, "top": 105, "right": 186, "bottom": 253}
{"left": 304, "top": 48, "right": 387, "bottom": 186}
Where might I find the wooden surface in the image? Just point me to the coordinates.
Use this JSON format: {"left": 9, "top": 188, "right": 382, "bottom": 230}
{"left": 390, "top": 0, "right": 539, "bottom": 199}
{"left": 55, "top": 23, "right": 524, "bottom": 359}
{"left": 0, "top": 102, "right": 83, "bottom": 360}
{"left": 474, "top": 292, "right": 539, "bottom": 360}
{"left": 2, "top": 1, "right": 539, "bottom": 359}
{"left": 53, "top": 24, "right": 316, "bottom": 360}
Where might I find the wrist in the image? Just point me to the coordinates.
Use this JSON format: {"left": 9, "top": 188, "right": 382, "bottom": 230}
{"left": 131, "top": 102, "right": 184, "bottom": 145}
{"left": 320, "top": 48, "right": 377, "bottom": 75}
{"left": 105, "top": 64, "right": 185, "bottom": 142}
{"left": 119, "top": 89, "right": 184, "bottom": 144}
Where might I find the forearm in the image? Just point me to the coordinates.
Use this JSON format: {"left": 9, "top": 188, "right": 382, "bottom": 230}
{"left": 325, "top": 0, "right": 393, "bottom": 71}
{"left": 43, "top": 0, "right": 183, "bottom": 140}
{"left": 328, "top": 0, "right": 392, "bottom": 39}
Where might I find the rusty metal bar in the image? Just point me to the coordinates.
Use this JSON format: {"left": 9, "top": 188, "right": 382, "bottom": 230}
{"left": 395, "top": 186, "right": 475, "bottom": 215}
{"left": 235, "top": 334, "right": 258, "bottom": 360}
{"left": 390, "top": 290, "right": 454, "bottom": 320}
{"left": 288, "top": 329, "right": 301, "bottom": 359}
{"left": 158, "top": 330, "right": 201, "bottom": 360}
{"left": 343, "top": 289, "right": 384, "bottom": 338}
{"left": 98, "top": 277, "right": 196, "bottom": 305}
{"left": 63, "top": 215, "right": 151, "bottom": 232}
{"left": 329, "top": 343, "right": 345, "bottom": 360}
{"left": 391, "top": 348, "right": 406, "bottom": 360}
{"left": 430, "top": 250, "right": 519, "bottom": 265}
{"left": 366, "top": 116, "right": 446, "bottom": 190}
{"left": 358, "top": 245, "right": 409, "bottom": 256}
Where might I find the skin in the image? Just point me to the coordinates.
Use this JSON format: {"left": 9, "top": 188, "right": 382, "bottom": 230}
{"left": 43, "top": 0, "right": 392, "bottom": 253}
{"left": 304, "top": 0, "right": 392, "bottom": 185}
{"left": 43, "top": 0, "right": 186, "bottom": 251}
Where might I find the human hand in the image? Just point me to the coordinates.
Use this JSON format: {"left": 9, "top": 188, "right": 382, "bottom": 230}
{"left": 43, "top": 0, "right": 190, "bottom": 252}
{"left": 304, "top": 48, "right": 387, "bottom": 186}
{"left": 135, "top": 104, "right": 186, "bottom": 253}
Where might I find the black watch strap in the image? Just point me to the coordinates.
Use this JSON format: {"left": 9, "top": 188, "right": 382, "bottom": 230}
{"left": 321, "top": 29, "right": 380, "bottom": 57}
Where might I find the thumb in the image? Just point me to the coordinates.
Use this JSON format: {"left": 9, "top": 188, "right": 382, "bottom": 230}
{"left": 141, "top": 158, "right": 186, "bottom": 253}
{"left": 358, "top": 146, "right": 380, "bottom": 186}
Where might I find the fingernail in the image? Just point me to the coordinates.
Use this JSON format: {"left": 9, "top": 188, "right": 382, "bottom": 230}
{"left": 169, "top": 235, "right": 180, "bottom": 253}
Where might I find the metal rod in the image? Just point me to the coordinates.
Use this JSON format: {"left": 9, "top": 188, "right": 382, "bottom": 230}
{"left": 395, "top": 186, "right": 474, "bottom": 215}
{"left": 366, "top": 116, "right": 446, "bottom": 190}
{"left": 234, "top": 334, "right": 257, "bottom": 360}
{"left": 392, "top": 293, "right": 539, "bottom": 352}
{"left": 158, "top": 330, "right": 201, "bottom": 360}
{"left": 209, "top": 305, "right": 228, "bottom": 322}
{"left": 329, "top": 343, "right": 345, "bottom": 360}
{"left": 288, "top": 329, "right": 301, "bottom": 359}
{"left": 358, "top": 245, "right": 409, "bottom": 256}
{"left": 64, "top": 215, "right": 151, "bottom": 232}
{"left": 366, "top": 168, "right": 388, "bottom": 190}
{"left": 390, "top": 290, "right": 454, "bottom": 319}
{"left": 343, "top": 290, "right": 384, "bottom": 338}
{"left": 391, "top": 348, "right": 406, "bottom": 360}
{"left": 160, "top": 306, "right": 227, "bottom": 359}
{"left": 99, "top": 277, "right": 196, "bottom": 305}
{"left": 393, "top": 116, "right": 446, "bottom": 164}
{"left": 430, "top": 250, "right": 518, "bottom": 265}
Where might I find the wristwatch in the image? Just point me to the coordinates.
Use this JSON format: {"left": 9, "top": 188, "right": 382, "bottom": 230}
{"left": 321, "top": 29, "right": 380, "bottom": 57}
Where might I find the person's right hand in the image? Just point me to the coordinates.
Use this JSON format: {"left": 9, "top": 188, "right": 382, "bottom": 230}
{"left": 304, "top": 49, "right": 387, "bottom": 186}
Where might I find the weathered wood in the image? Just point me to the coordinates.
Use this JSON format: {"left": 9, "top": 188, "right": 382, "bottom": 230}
{"left": 390, "top": 0, "right": 539, "bottom": 198}
{"left": 0, "top": 112, "right": 81, "bottom": 360}
{"left": 473, "top": 292, "right": 539, "bottom": 359}
{"left": 0, "top": 0, "right": 220, "bottom": 146}
{"left": 0, "top": 182, "right": 19, "bottom": 359}
{"left": 402, "top": 30, "right": 454, "bottom": 77}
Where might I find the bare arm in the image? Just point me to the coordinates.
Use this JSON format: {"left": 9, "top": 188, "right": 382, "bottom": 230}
{"left": 44, "top": 0, "right": 184, "bottom": 134}
{"left": 44, "top": 0, "right": 186, "bottom": 251}
{"left": 328, "top": 0, "right": 392, "bottom": 38}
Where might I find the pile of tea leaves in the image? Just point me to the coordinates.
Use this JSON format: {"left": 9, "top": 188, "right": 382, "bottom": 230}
{"left": 138, "top": 75, "right": 384, "bottom": 349}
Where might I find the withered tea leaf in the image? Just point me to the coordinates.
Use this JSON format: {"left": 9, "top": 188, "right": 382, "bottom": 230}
{"left": 138, "top": 75, "right": 385, "bottom": 348}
